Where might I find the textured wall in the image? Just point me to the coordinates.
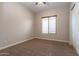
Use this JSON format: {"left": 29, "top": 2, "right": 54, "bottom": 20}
{"left": 0, "top": 3, "right": 34, "bottom": 48}
{"left": 34, "top": 8, "right": 70, "bottom": 42}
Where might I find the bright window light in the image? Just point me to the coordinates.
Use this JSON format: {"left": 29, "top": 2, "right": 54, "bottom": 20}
{"left": 42, "top": 16, "right": 56, "bottom": 34}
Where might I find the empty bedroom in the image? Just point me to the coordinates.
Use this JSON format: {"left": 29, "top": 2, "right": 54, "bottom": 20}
{"left": 0, "top": 2, "right": 79, "bottom": 56}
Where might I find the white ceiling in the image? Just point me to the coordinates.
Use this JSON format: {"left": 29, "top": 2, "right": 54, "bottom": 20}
{"left": 21, "top": 2, "right": 71, "bottom": 13}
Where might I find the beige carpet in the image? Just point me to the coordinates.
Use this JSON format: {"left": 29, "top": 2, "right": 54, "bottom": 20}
{"left": 0, "top": 39, "right": 78, "bottom": 56}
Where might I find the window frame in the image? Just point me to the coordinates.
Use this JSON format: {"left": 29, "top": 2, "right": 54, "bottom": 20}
{"left": 41, "top": 15, "right": 57, "bottom": 34}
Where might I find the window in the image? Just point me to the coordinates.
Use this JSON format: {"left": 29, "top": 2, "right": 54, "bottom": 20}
{"left": 42, "top": 16, "right": 56, "bottom": 34}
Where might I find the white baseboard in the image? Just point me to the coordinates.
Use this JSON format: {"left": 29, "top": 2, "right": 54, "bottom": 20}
{"left": 0, "top": 37, "right": 69, "bottom": 50}
{"left": 0, "top": 38, "right": 33, "bottom": 50}
{"left": 34, "top": 37, "right": 69, "bottom": 43}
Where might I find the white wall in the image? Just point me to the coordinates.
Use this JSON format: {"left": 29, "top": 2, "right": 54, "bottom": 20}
{"left": 34, "top": 8, "right": 70, "bottom": 42}
{"left": 70, "top": 3, "right": 79, "bottom": 55}
{"left": 0, "top": 2, "right": 34, "bottom": 49}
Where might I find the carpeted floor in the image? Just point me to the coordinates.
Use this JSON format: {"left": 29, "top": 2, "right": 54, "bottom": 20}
{"left": 0, "top": 39, "right": 78, "bottom": 56}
